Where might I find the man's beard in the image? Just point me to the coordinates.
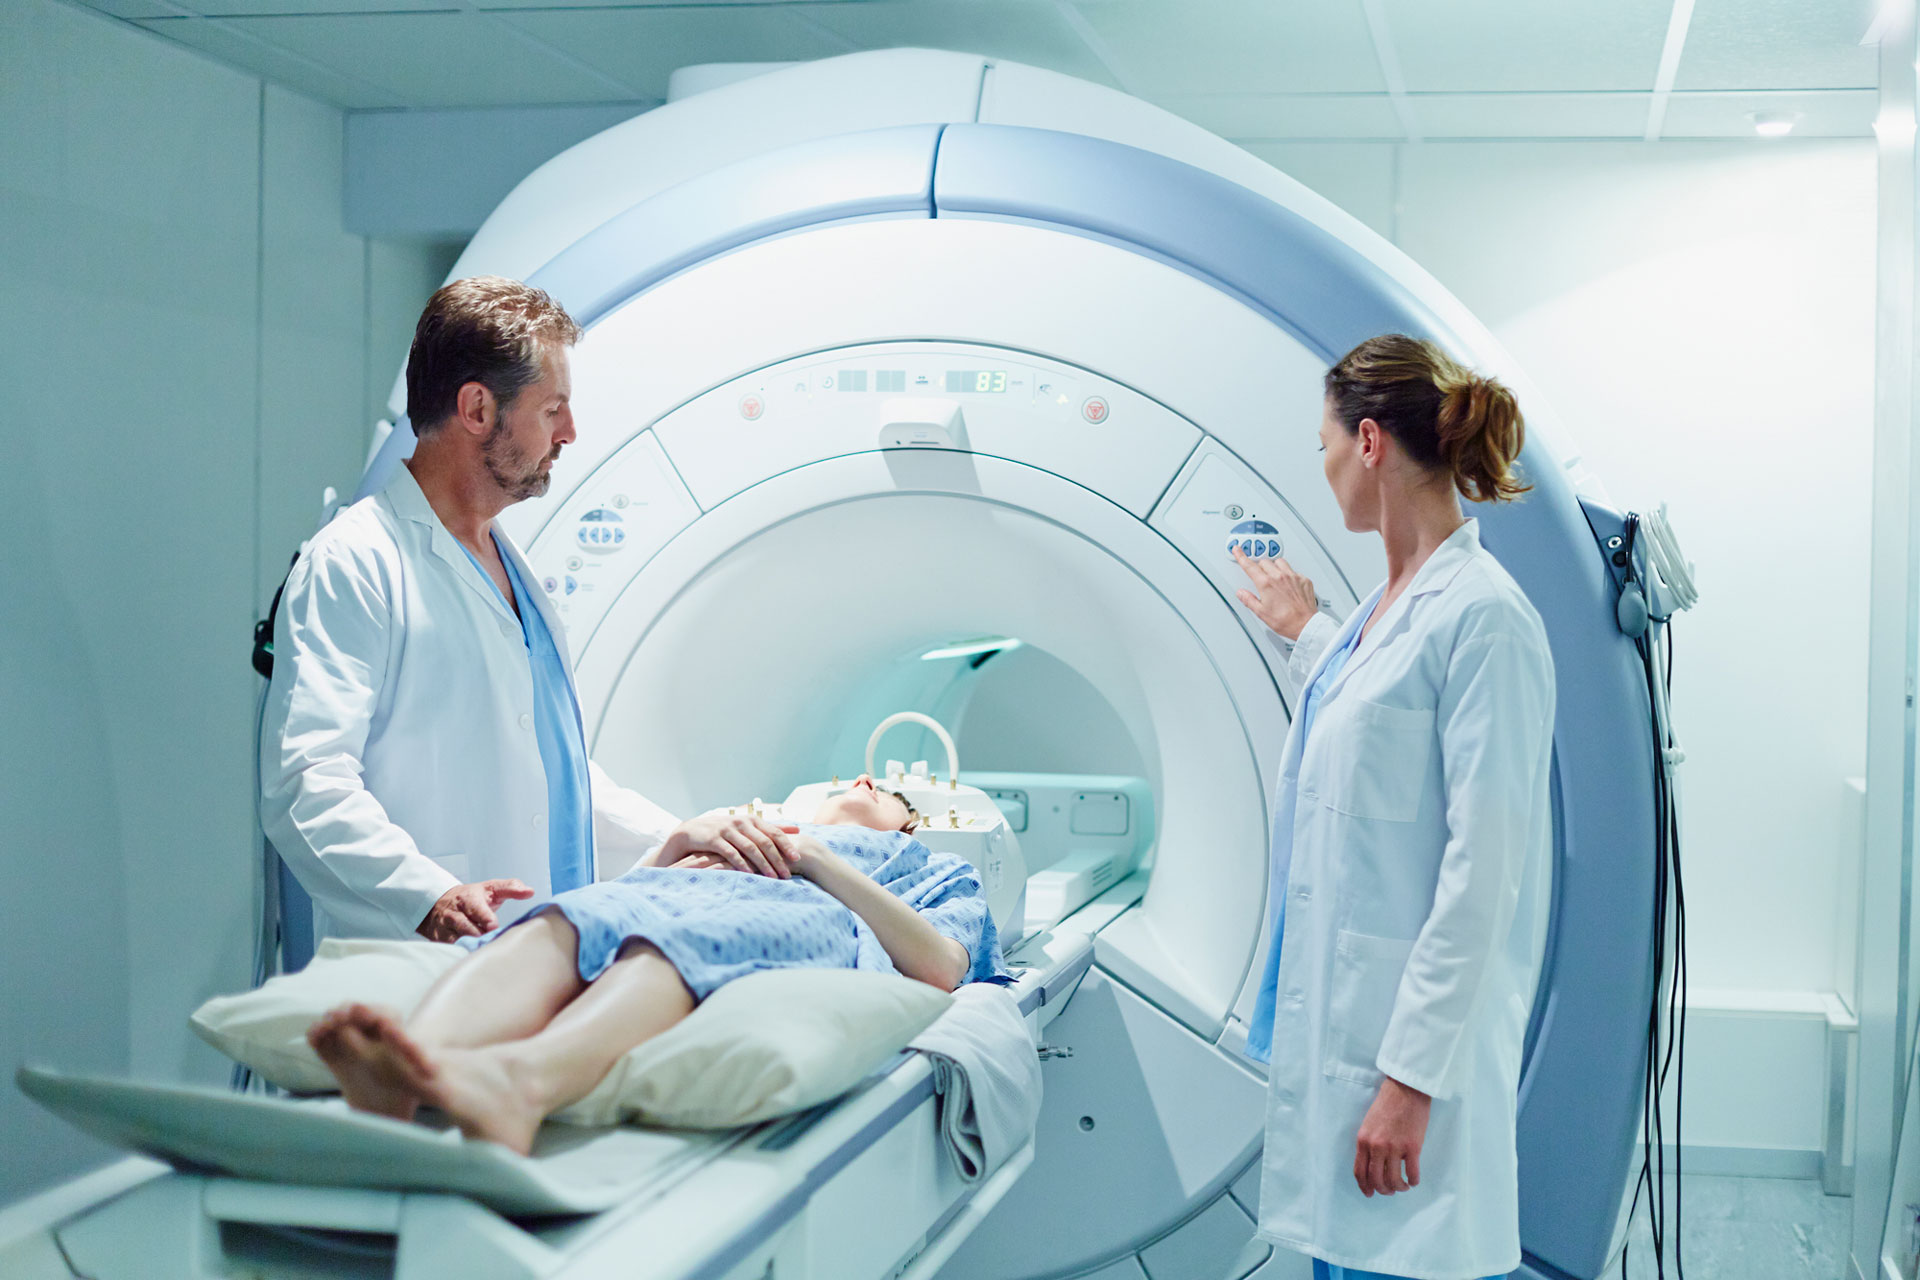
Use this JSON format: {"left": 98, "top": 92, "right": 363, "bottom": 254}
{"left": 482, "top": 420, "right": 557, "bottom": 502}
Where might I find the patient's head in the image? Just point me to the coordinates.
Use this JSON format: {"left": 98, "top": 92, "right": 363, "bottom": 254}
{"left": 814, "top": 774, "right": 920, "bottom": 833}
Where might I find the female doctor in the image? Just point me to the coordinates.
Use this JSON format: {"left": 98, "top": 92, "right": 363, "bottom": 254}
{"left": 1233, "top": 334, "right": 1556, "bottom": 1280}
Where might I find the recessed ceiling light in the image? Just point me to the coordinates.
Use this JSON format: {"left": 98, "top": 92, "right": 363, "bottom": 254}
{"left": 1748, "top": 112, "right": 1800, "bottom": 139}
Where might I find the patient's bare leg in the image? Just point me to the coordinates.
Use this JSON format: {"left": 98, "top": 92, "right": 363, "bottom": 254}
{"left": 411, "top": 939, "right": 695, "bottom": 1155}
{"left": 407, "top": 908, "right": 589, "bottom": 1051}
{"left": 308, "top": 1004, "right": 435, "bottom": 1122}
{"left": 309, "top": 911, "right": 585, "bottom": 1122}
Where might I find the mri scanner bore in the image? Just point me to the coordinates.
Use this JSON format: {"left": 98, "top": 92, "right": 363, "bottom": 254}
{"left": 14, "top": 50, "right": 1694, "bottom": 1280}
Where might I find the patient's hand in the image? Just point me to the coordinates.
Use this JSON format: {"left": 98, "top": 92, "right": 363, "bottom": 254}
{"left": 783, "top": 836, "right": 836, "bottom": 881}
{"left": 655, "top": 813, "right": 799, "bottom": 879}
{"left": 679, "top": 835, "right": 833, "bottom": 880}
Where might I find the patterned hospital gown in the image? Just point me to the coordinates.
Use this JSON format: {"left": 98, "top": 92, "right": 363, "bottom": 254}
{"left": 461, "top": 824, "right": 1008, "bottom": 1000}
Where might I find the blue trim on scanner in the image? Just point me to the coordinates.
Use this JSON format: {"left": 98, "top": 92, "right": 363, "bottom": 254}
{"left": 443, "top": 121, "right": 1654, "bottom": 1280}
{"left": 932, "top": 123, "right": 1452, "bottom": 362}
{"left": 535, "top": 124, "right": 944, "bottom": 330}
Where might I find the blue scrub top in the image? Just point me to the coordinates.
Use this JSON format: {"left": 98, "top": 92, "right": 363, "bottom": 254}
{"left": 462, "top": 533, "right": 594, "bottom": 896}
{"left": 1246, "top": 597, "right": 1371, "bottom": 1064}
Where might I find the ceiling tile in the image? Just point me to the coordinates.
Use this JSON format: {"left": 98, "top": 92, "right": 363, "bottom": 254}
{"left": 1067, "top": 0, "right": 1383, "bottom": 95}
{"left": 69, "top": 0, "right": 193, "bottom": 20}
{"left": 1158, "top": 93, "right": 1405, "bottom": 140}
{"left": 795, "top": 2, "right": 1118, "bottom": 88}
{"left": 135, "top": 16, "right": 407, "bottom": 106}
{"left": 1659, "top": 89, "right": 1877, "bottom": 137}
{"left": 498, "top": 8, "right": 850, "bottom": 99}
{"left": 167, "top": 0, "right": 451, "bottom": 14}
{"left": 1383, "top": 0, "right": 1673, "bottom": 93}
{"left": 1674, "top": 0, "right": 1878, "bottom": 91}
{"left": 1410, "top": 92, "right": 1651, "bottom": 139}
{"left": 174, "top": 11, "right": 623, "bottom": 107}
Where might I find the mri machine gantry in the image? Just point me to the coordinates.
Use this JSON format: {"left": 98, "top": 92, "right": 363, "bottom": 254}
{"left": 381, "top": 48, "right": 1656, "bottom": 1280}
{"left": 27, "top": 48, "right": 1659, "bottom": 1280}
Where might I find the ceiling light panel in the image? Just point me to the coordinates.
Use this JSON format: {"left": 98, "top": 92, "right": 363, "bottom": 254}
{"left": 1066, "top": 0, "right": 1384, "bottom": 96}
{"left": 1674, "top": 0, "right": 1878, "bottom": 91}
{"left": 796, "top": 2, "right": 1118, "bottom": 87}
{"left": 1384, "top": 0, "right": 1674, "bottom": 92}
{"left": 1660, "top": 89, "right": 1877, "bottom": 136}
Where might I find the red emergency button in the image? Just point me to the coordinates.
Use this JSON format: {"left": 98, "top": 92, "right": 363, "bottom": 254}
{"left": 1082, "top": 396, "right": 1109, "bottom": 424}
{"left": 739, "top": 394, "right": 765, "bottom": 421}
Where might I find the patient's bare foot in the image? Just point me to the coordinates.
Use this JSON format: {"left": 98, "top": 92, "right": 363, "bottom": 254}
{"left": 413, "top": 1047, "right": 546, "bottom": 1156}
{"left": 308, "top": 1003, "right": 435, "bottom": 1123}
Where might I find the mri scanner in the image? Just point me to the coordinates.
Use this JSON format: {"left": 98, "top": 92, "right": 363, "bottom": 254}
{"left": 14, "top": 48, "right": 1669, "bottom": 1280}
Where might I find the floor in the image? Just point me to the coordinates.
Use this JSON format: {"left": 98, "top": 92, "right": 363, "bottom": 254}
{"left": 1614, "top": 1174, "right": 1853, "bottom": 1280}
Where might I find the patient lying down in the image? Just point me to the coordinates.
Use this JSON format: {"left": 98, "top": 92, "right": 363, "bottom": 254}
{"left": 309, "top": 776, "right": 1005, "bottom": 1154}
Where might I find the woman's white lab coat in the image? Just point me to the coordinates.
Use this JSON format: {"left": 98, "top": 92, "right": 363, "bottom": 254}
{"left": 1256, "top": 519, "right": 1556, "bottom": 1280}
{"left": 259, "top": 466, "right": 679, "bottom": 942}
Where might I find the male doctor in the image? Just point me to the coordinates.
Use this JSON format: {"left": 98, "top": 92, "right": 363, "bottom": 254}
{"left": 261, "top": 276, "right": 794, "bottom": 944}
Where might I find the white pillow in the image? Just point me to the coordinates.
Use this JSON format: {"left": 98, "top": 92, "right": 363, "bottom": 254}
{"left": 562, "top": 967, "right": 951, "bottom": 1128}
{"left": 190, "top": 938, "right": 952, "bottom": 1129}
{"left": 191, "top": 938, "right": 465, "bottom": 1094}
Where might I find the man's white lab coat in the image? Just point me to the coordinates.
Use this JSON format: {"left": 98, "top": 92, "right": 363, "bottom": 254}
{"left": 260, "top": 466, "right": 679, "bottom": 942}
{"left": 1257, "top": 519, "right": 1556, "bottom": 1280}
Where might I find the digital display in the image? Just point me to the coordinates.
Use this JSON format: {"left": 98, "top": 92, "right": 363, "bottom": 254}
{"left": 838, "top": 370, "right": 868, "bottom": 392}
{"left": 945, "top": 370, "right": 1009, "bottom": 393}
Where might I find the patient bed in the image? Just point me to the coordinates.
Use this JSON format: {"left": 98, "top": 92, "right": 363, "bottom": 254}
{"left": 8, "top": 883, "right": 1126, "bottom": 1280}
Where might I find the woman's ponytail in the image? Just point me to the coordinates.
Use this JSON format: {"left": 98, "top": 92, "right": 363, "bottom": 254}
{"left": 1325, "top": 335, "right": 1529, "bottom": 503}
{"left": 1435, "top": 373, "right": 1528, "bottom": 503}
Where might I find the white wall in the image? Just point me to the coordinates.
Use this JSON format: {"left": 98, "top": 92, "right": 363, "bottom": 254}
{"left": 1244, "top": 137, "right": 1876, "bottom": 1164}
{"left": 0, "top": 0, "right": 447, "bottom": 1205}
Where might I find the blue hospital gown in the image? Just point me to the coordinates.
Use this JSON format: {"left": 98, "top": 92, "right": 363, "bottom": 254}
{"left": 462, "top": 825, "right": 1008, "bottom": 1000}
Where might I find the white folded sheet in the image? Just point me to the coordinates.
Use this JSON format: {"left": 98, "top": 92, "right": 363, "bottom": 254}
{"left": 907, "top": 983, "right": 1043, "bottom": 1181}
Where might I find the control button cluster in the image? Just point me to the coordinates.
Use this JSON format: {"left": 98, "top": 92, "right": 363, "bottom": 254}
{"left": 1226, "top": 518, "right": 1282, "bottom": 561}
{"left": 576, "top": 508, "right": 626, "bottom": 553}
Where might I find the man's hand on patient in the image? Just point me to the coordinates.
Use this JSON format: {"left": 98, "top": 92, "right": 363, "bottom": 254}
{"left": 655, "top": 813, "right": 799, "bottom": 878}
{"left": 417, "top": 878, "right": 534, "bottom": 942}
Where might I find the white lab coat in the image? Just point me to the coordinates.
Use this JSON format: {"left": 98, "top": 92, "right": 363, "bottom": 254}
{"left": 260, "top": 465, "right": 681, "bottom": 942}
{"left": 1256, "top": 519, "right": 1555, "bottom": 1280}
